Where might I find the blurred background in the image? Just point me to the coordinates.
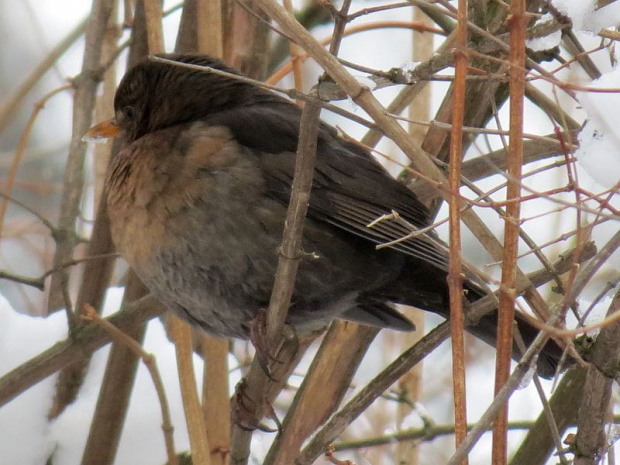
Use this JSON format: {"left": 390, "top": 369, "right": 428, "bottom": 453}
{"left": 0, "top": 0, "right": 619, "bottom": 463}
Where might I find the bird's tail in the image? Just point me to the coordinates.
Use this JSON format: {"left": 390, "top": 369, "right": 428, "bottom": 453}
{"left": 368, "top": 260, "right": 570, "bottom": 379}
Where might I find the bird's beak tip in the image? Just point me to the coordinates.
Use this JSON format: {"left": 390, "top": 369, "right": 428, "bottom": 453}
{"left": 83, "top": 119, "right": 119, "bottom": 142}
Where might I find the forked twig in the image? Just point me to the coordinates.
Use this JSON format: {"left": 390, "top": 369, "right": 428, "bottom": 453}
{"left": 82, "top": 304, "right": 177, "bottom": 465}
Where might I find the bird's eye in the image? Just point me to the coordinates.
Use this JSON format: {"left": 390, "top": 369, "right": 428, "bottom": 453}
{"left": 123, "top": 106, "right": 135, "bottom": 122}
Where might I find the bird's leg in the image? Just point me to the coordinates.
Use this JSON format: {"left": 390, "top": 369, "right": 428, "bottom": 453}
{"left": 231, "top": 379, "right": 280, "bottom": 432}
{"left": 249, "top": 308, "right": 289, "bottom": 381}
{"left": 233, "top": 311, "right": 300, "bottom": 431}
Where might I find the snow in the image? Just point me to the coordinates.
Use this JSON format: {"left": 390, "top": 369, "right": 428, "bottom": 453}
{"left": 552, "top": 0, "right": 620, "bottom": 32}
{"left": 551, "top": 0, "right": 596, "bottom": 32}
{"left": 0, "top": 288, "right": 209, "bottom": 465}
{"left": 576, "top": 66, "right": 620, "bottom": 189}
{"left": 527, "top": 13, "right": 562, "bottom": 52}
{"left": 526, "top": 30, "right": 562, "bottom": 52}
{"left": 586, "top": 1, "right": 620, "bottom": 32}
{"left": 0, "top": 298, "right": 66, "bottom": 464}
{"left": 1, "top": 0, "right": 618, "bottom": 463}
{"left": 355, "top": 75, "right": 377, "bottom": 91}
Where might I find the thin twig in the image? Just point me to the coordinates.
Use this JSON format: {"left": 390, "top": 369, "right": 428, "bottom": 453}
{"left": 82, "top": 304, "right": 178, "bottom": 465}
{"left": 448, "top": 317, "right": 557, "bottom": 465}
{"left": 47, "top": 0, "right": 116, "bottom": 316}
{"left": 0, "top": 18, "right": 87, "bottom": 133}
{"left": 448, "top": 0, "right": 468, "bottom": 459}
{"left": 229, "top": 100, "right": 322, "bottom": 465}
{"left": 0, "top": 294, "right": 163, "bottom": 408}
{"left": 169, "top": 316, "right": 211, "bottom": 465}
{"left": 0, "top": 85, "right": 71, "bottom": 239}
{"left": 574, "top": 289, "right": 620, "bottom": 464}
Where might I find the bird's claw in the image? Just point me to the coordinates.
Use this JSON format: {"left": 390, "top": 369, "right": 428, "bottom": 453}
{"left": 232, "top": 379, "right": 281, "bottom": 433}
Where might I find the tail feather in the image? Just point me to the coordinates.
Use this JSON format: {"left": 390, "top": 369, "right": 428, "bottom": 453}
{"left": 368, "top": 259, "right": 569, "bottom": 378}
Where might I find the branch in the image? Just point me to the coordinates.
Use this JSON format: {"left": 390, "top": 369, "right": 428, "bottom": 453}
{"left": 46, "top": 0, "right": 116, "bottom": 315}
{"left": 295, "top": 242, "right": 593, "bottom": 464}
{"left": 229, "top": 100, "right": 322, "bottom": 465}
{"left": 0, "top": 294, "right": 164, "bottom": 408}
{"left": 0, "top": 18, "right": 87, "bottom": 133}
{"left": 448, "top": 0, "right": 469, "bottom": 454}
{"left": 448, "top": 316, "right": 556, "bottom": 465}
{"left": 82, "top": 302, "right": 177, "bottom": 465}
{"left": 509, "top": 367, "right": 587, "bottom": 465}
{"left": 574, "top": 289, "right": 620, "bottom": 464}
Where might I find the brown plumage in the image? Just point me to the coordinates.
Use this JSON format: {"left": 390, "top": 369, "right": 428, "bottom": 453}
{"left": 89, "top": 53, "right": 566, "bottom": 377}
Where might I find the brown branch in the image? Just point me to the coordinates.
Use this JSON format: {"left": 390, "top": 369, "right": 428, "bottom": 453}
{"left": 360, "top": 32, "right": 456, "bottom": 149}
{"left": 448, "top": 317, "right": 555, "bottom": 465}
{"left": 448, "top": 0, "right": 468, "bottom": 459}
{"left": 46, "top": 0, "right": 116, "bottom": 315}
{"left": 294, "top": 241, "right": 592, "bottom": 464}
{"left": 282, "top": 0, "right": 304, "bottom": 102}
{"left": 47, "top": 0, "right": 127, "bottom": 421}
{"left": 229, "top": 100, "right": 322, "bottom": 464}
{"left": 512, "top": 332, "right": 570, "bottom": 465}
{"left": 0, "top": 251, "right": 119, "bottom": 292}
{"left": 0, "top": 85, "right": 71, "bottom": 242}
{"left": 80, "top": 272, "right": 150, "bottom": 465}
{"left": 267, "top": 19, "right": 446, "bottom": 84}
{"left": 0, "top": 294, "right": 164, "bottom": 408}
{"left": 527, "top": 241, "right": 597, "bottom": 288}
{"left": 566, "top": 230, "right": 620, "bottom": 306}
{"left": 493, "top": 4, "right": 527, "bottom": 461}
{"left": 573, "top": 289, "right": 620, "bottom": 464}
{"left": 296, "top": 321, "right": 450, "bottom": 465}
{"left": 264, "top": 323, "right": 378, "bottom": 464}
{"left": 82, "top": 301, "right": 177, "bottom": 465}
{"left": 177, "top": 2, "right": 231, "bottom": 463}
{"left": 0, "top": 18, "right": 87, "bottom": 134}
{"left": 334, "top": 418, "right": 576, "bottom": 452}
{"left": 509, "top": 367, "right": 587, "bottom": 465}
{"left": 460, "top": 130, "right": 579, "bottom": 182}
{"left": 0, "top": 269, "right": 46, "bottom": 290}
{"left": 91, "top": 6, "right": 120, "bottom": 210}
{"left": 395, "top": 6, "right": 434, "bottom": 464}
{"left": 169, "top": 315, "right": 211, "bottom": 465}
{"left": 201, "top": 334, "right": 231, "bottom": 465}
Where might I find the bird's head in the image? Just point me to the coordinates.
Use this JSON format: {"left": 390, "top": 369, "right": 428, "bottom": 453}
{"left": 85, "top": 54, "right": 266, "bottom": 143}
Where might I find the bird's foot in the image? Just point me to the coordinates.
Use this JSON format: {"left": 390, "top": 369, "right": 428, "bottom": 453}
{"left": 249, "top": 308, "right": 295, "bottom": 381}
{"left": 232, "top": 379, "right": 281, "bottom": 432}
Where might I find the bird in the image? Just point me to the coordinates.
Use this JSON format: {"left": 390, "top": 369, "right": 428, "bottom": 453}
{"left": 86, "top": 53, "right": 566, "bottom": 378}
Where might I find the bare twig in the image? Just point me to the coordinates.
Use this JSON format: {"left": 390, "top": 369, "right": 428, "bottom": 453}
{"left": 0, "top": 294, "right": 163, "bottom": 408}
{"left": 574, "top": 289, "right": 620, "bottom": 464}
{"left": 493, "top": 4, "right": 527, "bottom": 461}
{"left": 448, "top": 317, "right": 556, "bottom": 465}
{"left": 0, "top": 18, "right": 87, "bottom": 133}
{"left": 510, "top": 367, "right": 587, "bottom": 465}
{"left": 448, "top": 0, "right": 469, "bottom": 459}
{"left": 169, "top": 315, "right": 211, "bottom": 465}
{"left": 296, "top": 321, "right": 450, "bottom": 465}
{"left": 334, "top": 418, "right": 585, "bottom": 452}
{"left": 176, "top": 3, "right": 231, "bottom": 464}
{"left": 46, "top": 0, "right": 116, "bottom": 315}
{"left": 0, "top": 85, "right": 71, "bottom": 242}
{"left": 229, "top": 100, "right": 322, "bottom": 464}
{"left": 81, "top": 272, "right": 151, "bottom": 465}
{"left": 264, "top": 323, "right": 378, "bottom": 465}
{"left": 82, "top": 303, "right": 177, "bottom": 465}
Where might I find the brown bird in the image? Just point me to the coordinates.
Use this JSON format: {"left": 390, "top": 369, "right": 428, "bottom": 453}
{"left": 87, "top": 54, "right": 566, "bottom": 378}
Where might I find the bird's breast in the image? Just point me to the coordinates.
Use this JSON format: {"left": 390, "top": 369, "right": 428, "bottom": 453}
{"left": 105, "top": 124, "right": 283, "bottom": 336}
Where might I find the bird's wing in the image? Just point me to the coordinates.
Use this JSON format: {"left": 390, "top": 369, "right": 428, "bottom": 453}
{"left": 202, "top": 103, "right": 451, "bottom": 271}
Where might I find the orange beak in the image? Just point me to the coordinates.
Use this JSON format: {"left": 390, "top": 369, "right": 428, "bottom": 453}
{"left": 83, "top": 118, "right": 119, "bottom": 142}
